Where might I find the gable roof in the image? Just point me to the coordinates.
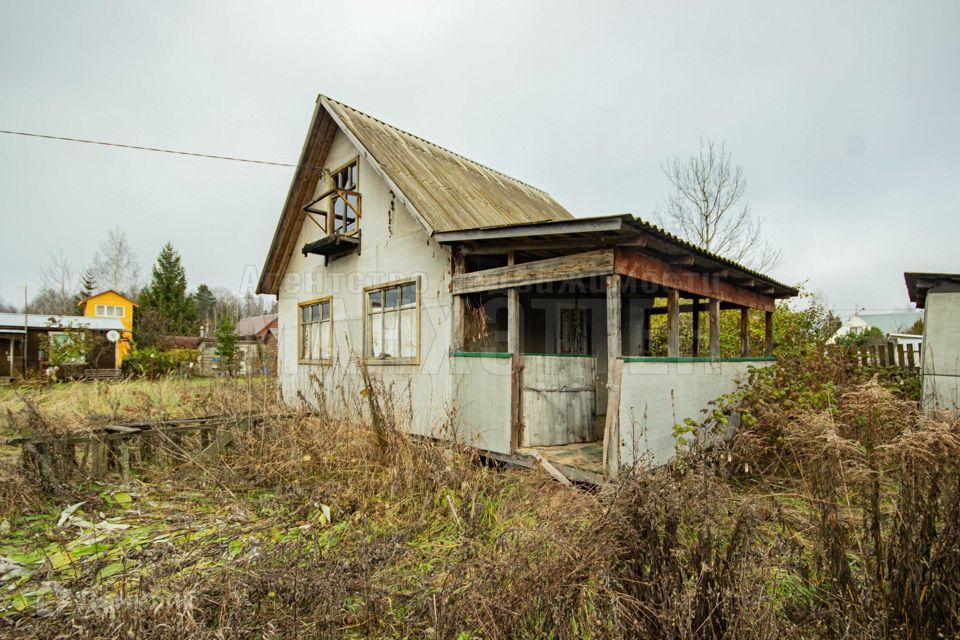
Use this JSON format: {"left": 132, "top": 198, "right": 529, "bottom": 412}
{"left": 257, "top": 95, "right": 572, "bottom": 294}
{"left": 236, "top": 313, "right": 278, "bottom": 338}
{"left": 80, "top": 290, "right": 138, "bottom": 306}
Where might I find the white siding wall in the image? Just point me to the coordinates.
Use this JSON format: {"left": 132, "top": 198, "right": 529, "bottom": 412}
{"left": 618, "top": 359, "right": 767, "bottom": 467}
{"left": 276, "top": 130, "right": 454, "bottom": 438}
{"left": 921, "top": 291, "right": 960, "bottom": 413}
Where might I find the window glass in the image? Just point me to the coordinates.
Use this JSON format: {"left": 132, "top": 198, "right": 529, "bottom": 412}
{"left": 300, "top": 299, "right": 333, "bottom": 361}
{"left": 365, "top": 281, "right": 418, "bottom": 361}
{"left": 401, "top": 283, "right": 417, "bottom": 306}
{"left": 384, "top": 287, "right": 399, "bottom": 309}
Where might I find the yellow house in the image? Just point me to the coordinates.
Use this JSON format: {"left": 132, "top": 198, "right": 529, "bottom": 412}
{"left": 81, "top": 290, "right": 137, "bottom": 365}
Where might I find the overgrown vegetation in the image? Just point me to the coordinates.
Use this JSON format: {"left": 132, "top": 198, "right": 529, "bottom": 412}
{"left": 0, "top": 346, "right": 955, "bottom": 638}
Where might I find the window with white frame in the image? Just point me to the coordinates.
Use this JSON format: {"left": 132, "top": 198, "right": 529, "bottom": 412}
{"left": 365, "top": 281, "right": 418, "bottom": 361}
{"left": 299, "top": 298, "right": 333, "bottom": 362}
{"left": 94, "top": 304, "right": 125, "bottom": 318}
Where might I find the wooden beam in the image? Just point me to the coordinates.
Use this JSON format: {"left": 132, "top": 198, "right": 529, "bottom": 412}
{"left": 507, "top": 253, "right": 523, "bottom": 451}
{"left": 764, "top": 310, "right": 774, "bottom": 357}
{"left": 709, "top": 298, "right": 720, "bottom": 358}
{"left": 452, "top": 249, "right": 615, "bottom": 295}
{"left": 615, "top": 249, "right": 775, "bottom": 311}
{"left": 740, "top": 308, "right": 752, "bottom": 356}
{"left": 434, "top": 216, "right": 627, "bottom": 243}
{"left": 603, "top": 274, "right": 622, "bottom": 477}
{"left": 668, "top": 255, "right": 696, "bottom": 266}
{"left": 691, "top": 297, "right": 701, "bottom": 356}
{"left": 667, "top": 288, "right": 680, "bottom": 357}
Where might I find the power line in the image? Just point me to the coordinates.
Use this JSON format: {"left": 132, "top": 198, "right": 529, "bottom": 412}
{"left": 0, "top": 128, "right": 312, "bottom": 169}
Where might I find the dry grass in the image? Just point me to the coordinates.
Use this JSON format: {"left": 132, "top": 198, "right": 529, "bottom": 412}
{"left": 0, "top": 355, "right": 957, "bottom": 638}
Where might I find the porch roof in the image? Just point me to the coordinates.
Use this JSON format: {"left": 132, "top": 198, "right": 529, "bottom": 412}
{"left": 904, "top": 271, "right": 960, "bottom": 308}
{"left": 437, "top": 214, "right": 798, "bottom": 304}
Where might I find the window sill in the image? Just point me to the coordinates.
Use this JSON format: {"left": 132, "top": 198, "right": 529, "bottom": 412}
{"left": 363, "top": 357, "right": 419, "bottom": 366}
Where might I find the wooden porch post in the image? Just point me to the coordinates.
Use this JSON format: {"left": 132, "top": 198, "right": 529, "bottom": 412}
{"left": 764, "top": 310, "right": 774, "bottom": 357}
{"left": 507, "top": 253, "right": 522, "bottom": 450}
{"left": 603, "top": 274, "right": 622, "bottom": 477}
{"left": 740, "top": 307, "right": 750, "bottom": 357}
{"left": 667, "top": 288, "right": 680, "bottom": 357}
{"left": 691, "top": 298, "right": 701, "bottom": 356}
{"left": 708, "top": 298, "right": 721, "bottom": 358}
{"left": 451, "top": 295, "right": 464, "bottom": 352}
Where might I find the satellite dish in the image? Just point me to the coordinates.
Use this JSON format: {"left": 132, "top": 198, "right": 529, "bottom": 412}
{"left": 106, "top": 330, "right": 120, "bottom": 343}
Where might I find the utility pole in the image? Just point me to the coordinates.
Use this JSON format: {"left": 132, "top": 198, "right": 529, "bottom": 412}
{"left": 22, "top": 285, "right": 28, "bottom": 378}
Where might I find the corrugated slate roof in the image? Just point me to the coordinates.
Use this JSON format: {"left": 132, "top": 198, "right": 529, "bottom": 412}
{"left": 322, "top": 96, "right": 573, "bottom": 233}
{"left": 0, "top": 313, "right": 125, "bottom": 331}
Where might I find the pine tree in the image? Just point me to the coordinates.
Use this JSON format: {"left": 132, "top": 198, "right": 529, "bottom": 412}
{"left": 139, "top": 242, "right": 198, "bottom": 336}
{"left": 215, "top": 314, "right": 238, "bottom": 376}
{"left": 193, "top": 284, "right": 217, "bottom": 326}
{"left": 75, "top": 268, "right": 97, "bottom": 313}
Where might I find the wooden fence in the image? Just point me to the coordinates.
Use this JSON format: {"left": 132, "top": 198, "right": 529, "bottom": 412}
{"left": 854, "top": 342, "right": 921, "bottom": 370}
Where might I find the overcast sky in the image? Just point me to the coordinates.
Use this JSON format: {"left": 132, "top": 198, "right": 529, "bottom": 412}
{"left": 2, "top": 1, "right": 958, "bottom": 316}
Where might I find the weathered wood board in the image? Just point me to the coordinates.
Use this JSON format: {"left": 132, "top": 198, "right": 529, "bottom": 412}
{"left": 522, "top": 355, "right": 596, "bottom": 447}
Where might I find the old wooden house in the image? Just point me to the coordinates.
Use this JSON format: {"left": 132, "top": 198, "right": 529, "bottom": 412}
{"left": 257, "top": 95, "right": 797, "bottom": 480}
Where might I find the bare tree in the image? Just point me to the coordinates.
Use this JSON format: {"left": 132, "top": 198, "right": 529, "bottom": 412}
{"left": 91, "top": 227, "right": 141, "bottom": 295}
{"left": 658, "top": 137, "right": 781, "bottom": 272}
{"left": 36, "top": 249, "right": 79, "bottom": 315}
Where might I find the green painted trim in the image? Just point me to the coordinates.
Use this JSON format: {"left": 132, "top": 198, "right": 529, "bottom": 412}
{"left": 522, "top": 352, "right": 594, "bottom": 358}
{"left": 622, "top": 356, "right": 776, "bottom": 363}
{"left": 452, "top": 351, "right": 511, "bottom": 359}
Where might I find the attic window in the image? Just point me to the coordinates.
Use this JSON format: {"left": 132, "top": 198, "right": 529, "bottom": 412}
{"left": 95, "top": 304, "right": 124, "bottom": 318}
{"left": 330, "top": 159, "right": 360, "bottom": 236}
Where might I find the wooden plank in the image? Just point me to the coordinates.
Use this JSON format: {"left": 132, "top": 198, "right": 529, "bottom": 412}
{"left": 603, "top": 358, "right": 623, "bottom": 478}
{"left": 740, "top": 308, "right": 750, "bottom": 357}
{"left": 603, "top": 275, "right": 622, "bottom": 476}
{"left": 451, "top": 249, "right": 615, "bottom": 295}
{"left": 764, "top": 310, "right": 774, "bottom": 357}
{"left": 667, "top": 288, "right": 680, "bottom": 356}
{"left": 878, "top": 344, "right": 887, "bottom": 367}
{"left": 897, "top": 343, "right": 906, "bottom": 368}
{"left": 616, "top": 248, "right": 775, "bottom": 311}
{"left": 886, "top": 343, "right": 896, "bottom": 368}
{"left": 709, "top": 298, "right": 721, "bottom": 358}
{"left": 507, "top": 258, "right": 522, "bottom": 451}
{"left": 907, "top": 343, "right": 916, "bottom": 368}
{"left": 859, "top": 346, "right": 869, "bottom": 367}
{"left": 691, "top": 298, "right": 701, "bottom": 356}
{"left": 530, "top": 450, "right": 573, "bottom": 487}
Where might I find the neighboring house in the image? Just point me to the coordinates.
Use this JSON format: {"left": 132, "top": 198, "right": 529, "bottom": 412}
{"left": 196, "top": 314, "right": 279, "bottom": 376}
{"left": 256, "top": 95, "right": 797, "bottom": 479}
{"left": 80, "top": 290, "right": 137, "bottom": 365}
{"left": 829, "top": 310, "right": 922, "bottom": 343}
{"left": 0, "top": 313, "right": 125, "bottom": 378}
{"left": 905, "top": 272, "right": 960, "bottom": 413}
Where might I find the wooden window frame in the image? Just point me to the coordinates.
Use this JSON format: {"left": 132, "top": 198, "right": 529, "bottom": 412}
{"left": 297, "top": 296, "right": 334, "bottom": 365}
{"left": 363, "top": 277, "right": 421, "bottom": 366}
{"left": 327, "top": 156, "right": 361, "bottom": 238}
{"left": 94, "top": 304, "right": 124, "bottom": 318}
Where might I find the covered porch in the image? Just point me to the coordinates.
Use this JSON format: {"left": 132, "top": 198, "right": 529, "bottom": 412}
{"left": 442, "top": 215, "right": 796, "bottom": 479}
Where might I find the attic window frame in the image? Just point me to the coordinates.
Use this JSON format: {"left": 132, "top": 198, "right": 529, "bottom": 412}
{"left": 94, "top": 304, "right": 125, "bottom": 318}
{"left": 327, "top": 157, "right": 361, "bottom": 237}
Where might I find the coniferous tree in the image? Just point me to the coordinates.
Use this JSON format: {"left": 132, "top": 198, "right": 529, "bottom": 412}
{"left": 214, "top": 314, "right": 238, "bottom": 376}
{"left": 75, "top": 268, "right": 97, "bottom": 313}
{"left": 193, "top": 284, "right": 217, "bottom": 327}
{"left": 139, "top": 243, "right": 198, "bottom": 336}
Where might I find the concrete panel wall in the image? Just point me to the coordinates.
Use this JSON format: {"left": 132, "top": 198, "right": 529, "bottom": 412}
{"left": 276, "top": 129, "right": 455, "bottom": 439}
{"left": 922, "top": 291, "right": 960, "bottom": 412}
{"left": 450, "top": 354, "right": 512, "bottom": 453}
{"left": 618, "top": 358, "right": 766, "bottom": 467}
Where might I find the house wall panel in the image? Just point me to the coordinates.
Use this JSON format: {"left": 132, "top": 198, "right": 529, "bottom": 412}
{"left": 618, "top": 359, "right": 766, "bottom": 467}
